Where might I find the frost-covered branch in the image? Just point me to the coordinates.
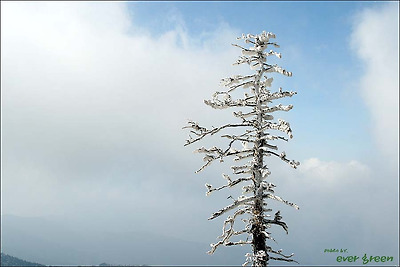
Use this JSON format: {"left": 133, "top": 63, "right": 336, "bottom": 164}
{"left": 260, "top": 87, "right": 297, "bottom": 101}
{"left": 269, "top": 257, "right": 298, "bottom": 263}
{"left": 194, "top": 145, "right": 253, "bottom": 173}
{"left": 204, "top": 92, "right": 258, "bottom": 109}
{"left": 261, "top": 134, "right": 288, "bottom": 142}
{"left": 222, "top": 133, "right": 255, "bottom": 143}
{"left": 208, "top": 207, "right": 253, "bottom": 254}
{"left": 208, "top": 196, "right": 256, "bottom": 220}
{"left": 220, "top": 74, "right": 256, "bottom": 87}
{"left": 264, "top": 64, "right": 292, "bottom": 77}
{"left": 267, "top": 244, "right": 298, "bottom": 263}
{"left": 205, "top": 175, "right": 253, "bottom": 196}
{"left": 183, "top": 120, "right": 252, "bottom": 146}
{"left": 226, "top": 240, "right": 252, "bottom": 246}
{"left": 261, "top": 149, "right": 300, "bottom": 169}
{"left": 262, "top": 104, "right": 293, "bottom": 113}
{"left": 263, "top": 195, "right": 300, "bottom": 210}
{"left": 260, "top": 119, "right": 293, "bottom": 139}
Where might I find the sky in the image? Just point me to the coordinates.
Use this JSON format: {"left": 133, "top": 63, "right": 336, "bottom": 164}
{"left": 1, "top": 1, "right": 399, "bottom": 266}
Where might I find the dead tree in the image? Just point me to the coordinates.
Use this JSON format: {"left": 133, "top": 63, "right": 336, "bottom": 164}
{"left": 183, "top": 31, "right": 299, "bottom": 267}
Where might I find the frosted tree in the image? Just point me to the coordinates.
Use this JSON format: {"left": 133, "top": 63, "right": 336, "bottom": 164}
{"left": 183, "top": 31, "right": 299, "bottom": 267}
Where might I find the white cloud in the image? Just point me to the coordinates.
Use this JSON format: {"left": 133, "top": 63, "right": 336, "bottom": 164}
{"left": 350, "top": 3, "right": 399, "bottom": 160}
{"left": 273, "top": 157, "right": 372, "bottom": 197}
{"left": 1, "top": 1, "right": 241, "bottom": 221}
{"left": 299, "top": 157, "right": 370, "bottom": 186}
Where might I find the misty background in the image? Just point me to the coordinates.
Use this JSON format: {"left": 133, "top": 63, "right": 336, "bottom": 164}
{"left": 1, "top": 1, "right": 399, "bottom": 266}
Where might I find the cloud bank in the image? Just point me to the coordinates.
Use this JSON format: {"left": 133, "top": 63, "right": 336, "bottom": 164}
{"left": 351, "top": 3, "right": 399, "bottom": 160}
{"left": 1, "top": 1, "right": 243, "bottom": 242}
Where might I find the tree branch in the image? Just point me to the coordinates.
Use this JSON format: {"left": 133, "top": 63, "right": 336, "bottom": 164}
{"left": 209, "top": 196, "right": 256, "bottom": 220}
{"left": 205, "top": 176, "right": 253, "bottom": 196}
{"left": 261, "top": 103, "right": 293, "bottom": 113}
{"left": 269, "top": 257, "right": 299, "bottom": 264}
{"left": 184, "top": 121, "right": 252, "bottom": 146}
{"left": 263, "top": 194, "right": 300, "bottom": 210}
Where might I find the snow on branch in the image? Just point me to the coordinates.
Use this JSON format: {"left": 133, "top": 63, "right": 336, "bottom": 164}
{"left": 233, "top": 55, "right": 254, "bottom": 66}
{"left": 183, "top": 120, "right": 252, "bottom": 146}
{"left": 261, "top": 149, "right": 300, "bottom": 169}
{"left": 233, "top": 110, "right": 257, "bottom": 120}
{"left": 269, "top": 256, "right": 299, "bottom": 264}
{"left": 269, "top": 248, "right": 295, "bottom": 259}
{"left": 243, "top": 251, "right": 269, "bottom": 267}
{"left": 265, "top": 50, "right": 282, "bottom": 58}
{"left": 236, "top": 31, "right": 279, "bottom": 49}
{"left": 244, "top": 250, "right": 298, "bottom": 267}
{"left": 261, "top": 133, "right": 288, "bottom": 142}
{"left": 220, "top": 74, "right": 256, "bottom": 87}
{"left": 207, "top": 207, "right": 253, "bottom": 254}
{"left": 261, "top": 119, "right": 294, "bottom": 139}
{"left": 260, "top": 142, "right": 278, "bottom": 151}
{"left": 261, "top": 181, "right": 275, "bottom": 193}
{"left": 264, "top": 64, "right": 292, "bottom": 77}
{"left": 208, "top": 195, "right": 256, "bottom": 220}
{"left": 267, "top": 243, "right": 298, "bottom": 263}
{"left": 263, "top": 194, "right": 300, "bottom": 210}
{"left": 261, "top": 87, "right": 297, "bottom": 101}
{"left": 204, "top": 92, "right": 257, "bottom": 109}
{"left": 194, "top": 141, "right": 254, "bottom": 173}
{"left": 205, "top": 175, "right": 253, "bottom": 196}
{"left": 260, "top": 77, "right": 274, "bottom": 88}
{"left": 262, "top": 103, "right": 293, "bottom": 113}
{"left": 226, "top": 240, "right": 252, "bottom": 246}
{"left": 227, "top": 80, "right": 255, "bottom": 92}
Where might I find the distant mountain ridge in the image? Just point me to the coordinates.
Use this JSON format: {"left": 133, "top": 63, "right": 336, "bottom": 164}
{"left": 0, "top": 253, "right": 44, "bottom": 266}
{"left": 1, "top": 214, "right": 247, "bottom": 266}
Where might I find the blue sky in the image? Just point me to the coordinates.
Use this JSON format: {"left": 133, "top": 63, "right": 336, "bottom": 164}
{"left": 126, "top": 1, "right": 379, "bottom": 161}
{"left": 1, "top": 1, "right": 399, "bottom": 266}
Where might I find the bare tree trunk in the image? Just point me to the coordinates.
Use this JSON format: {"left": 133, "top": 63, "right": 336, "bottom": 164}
{"left": 252, "top": 198, "right": 268, "bottom": 267}
{"left": 252, "top": 70, "right": 268, "bottom": 267}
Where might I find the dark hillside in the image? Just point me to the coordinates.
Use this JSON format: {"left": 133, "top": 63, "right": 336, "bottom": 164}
{"left": 0, "top": 253, "right": 44, "bottom": 266}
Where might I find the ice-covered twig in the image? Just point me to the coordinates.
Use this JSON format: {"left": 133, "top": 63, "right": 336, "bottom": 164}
{"left": 261, "top": 134, "right": 288, "bottom": 142}
{"left": 209, "top": 196, "right": 256, "bottom": 220}
{"left": 269, "top": 257, "right": 299, "bottom": 264}
{"left": 220, "top": 74, "right": 256, "bottom": 87}
{"left": 195, "top": 145, "right": 254, "bottom": 173}
{"left": 260, "top": 88, "right": 297, "bottom": 101}
{"left": 260, "top": 149, "right": 300, "bottom": 169}
{"left": 233, "top": 110, "right": 257, "bottom": 120}
{"left": 262, "top": 103, "right": 293, "bottom": 113}
{"left": 204, "top": 93, "right": 258, "bottom": 109}
{"left": 260, "top": 142, "right": 278, "bottom": 151}
{"left": 226, "top": 240, "right": 252, "bottom": 246}
{"left": 263, "top": 195, "right": 300, "bottom": 210}
{"left": 264, "top": 64, "right": 292, "bottom": 77}
{"left": 208, "top": 208, "right": 253, "bottom": 254}
{"left": 260, "top": 119, "right": 293, "bottom": 139}
{"left": 221, "top": 133, "right": 255, "bottom": 144}
{"left": 184, "top": 121, "right": 253, "bottom": 146}
{"left": 205, "top": 176, "right": 252, "bottom": 196}
{"left": 268, "top": 247, "right": 295, "bottom": 259}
